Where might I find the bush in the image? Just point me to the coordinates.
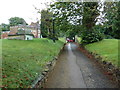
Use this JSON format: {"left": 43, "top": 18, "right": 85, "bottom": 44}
{"left": 81, "top": 29, "right": 103, "bottom": 45}
{"left": 104, "top": 35, "right": 114, "bottom": 39}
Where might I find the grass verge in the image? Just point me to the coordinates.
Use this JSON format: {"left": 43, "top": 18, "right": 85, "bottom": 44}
{"left": 85, "top": 39, "right": 119, "bottom": 67}
{"left": 2, "top": 38, "right": 64, "bottom": 88}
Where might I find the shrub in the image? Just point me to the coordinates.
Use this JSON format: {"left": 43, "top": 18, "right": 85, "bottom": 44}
{"left": 104, "top": 35, "right": 114, "bottom": 39}
{"left": 81, "top": 28, "right": 103, "bottom": 45}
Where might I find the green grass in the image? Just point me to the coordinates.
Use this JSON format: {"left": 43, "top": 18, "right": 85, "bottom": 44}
{"left": 59, "top": 37, "right": 66, "bottom": 43}
{"left": 2, "top": 38, "right": 64, "bottom": 88}
{"left": 85, "top": 39, "right": 119, "bottom": 67}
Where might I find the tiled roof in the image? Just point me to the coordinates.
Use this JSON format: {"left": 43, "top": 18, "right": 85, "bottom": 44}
{"left": 30, "top": 22, "right": 40, "bottom": 29}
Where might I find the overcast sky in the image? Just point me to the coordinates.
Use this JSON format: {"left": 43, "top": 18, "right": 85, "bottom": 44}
{"left": 0, "top": 0, "right": 53, "bottom": 25}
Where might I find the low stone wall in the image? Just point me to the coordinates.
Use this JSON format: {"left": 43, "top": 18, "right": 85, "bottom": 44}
{"left": 8, "top": 35, "right": 24, "bottom": 40}
{"left": 78, "top": 44, "right": 120, "bottom": 87}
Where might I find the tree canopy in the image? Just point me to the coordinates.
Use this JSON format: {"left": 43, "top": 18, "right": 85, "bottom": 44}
{"left": 40, "top": 1, "right": 120, "bottom": 44}
{"left": 0, "top": 23, "right": 10, "bottom": 31}
{"left": 103, "top": 2, "right": 120, "bottom": 39}
{"left": 9, "top": 17, "right": 27, "bottom": 26}
{"left": 49, "top": 2, "right": 103, "bottom": 44}
{"left": 41, "top": 10, "right": 53, "bottom": 38}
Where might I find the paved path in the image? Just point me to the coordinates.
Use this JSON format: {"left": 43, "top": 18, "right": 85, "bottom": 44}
{"left": 44, "top": 43, "right": 117, "bottom": 88}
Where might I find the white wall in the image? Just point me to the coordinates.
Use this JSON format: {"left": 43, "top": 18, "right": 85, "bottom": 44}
{"left": 25, "top": 35, "right": 33, "bottom": 40}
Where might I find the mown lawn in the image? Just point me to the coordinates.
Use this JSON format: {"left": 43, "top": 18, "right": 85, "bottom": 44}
{"left": 85, "top": 39, "right": 119, "bottom": 67}
{"left": 59, "top": 37, "right": 66, "bottom": 43}
{"left": 2, "top": 38, "right": 64, "bottom": 88}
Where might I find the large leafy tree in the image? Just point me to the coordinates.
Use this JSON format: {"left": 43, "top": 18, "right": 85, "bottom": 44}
{"left": 103, "top": 2, "right": 120, "bottom": 39}
{"left": 50, "top": 1, "right": 103, "bottom": 44}
{"left": 50, "top": 2, "right": 83, "bottom": 38}
{"left": 41, "top": 10, "right": 53, "bottom": 38}
{"left": 82, "top": 2, "right": 99, "bottom": 29}
{"left": 9, "top": 17, "right": 27, "bottom": 26}
{"left": 113, "top": 2, "right": 120, "bottom": 39}
{"left": 81, "top": 2, "right": 103, "bottom": 44}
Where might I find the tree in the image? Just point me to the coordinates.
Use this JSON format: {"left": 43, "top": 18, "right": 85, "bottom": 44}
{"left": 103, "top": 1, "right": 120, "bottom": 39}
{"left": 41, "top": 10, "right": 53, "bottom": 38}
{"left": 9, "top": 17, "right": 27, "bottom": 26}
{"left": 113, "top": 2, "right": 120, "bottom": 39}
{"left": 49, "top": 1, "right": 104, "bottom": 44}
{"left": 81, "top": 2, "right": 103, "bottom": 44}
{"left": 0, "top": 23, "right": 10, "bottom": 31}
{"left": 50, "top": 2, "right": 83, "bottom": 37}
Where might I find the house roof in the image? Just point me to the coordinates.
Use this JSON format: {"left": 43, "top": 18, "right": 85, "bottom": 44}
{"left": 29, "top": 22, "right": 40, "bottom": 29}
{"left": 8, "top": 34, "right": 34, "bottom": 37}
{"left": 8, "top": 28, "right": 34, "bottom": 36}
{"left": 2, "top": 31, "right": 10, "bottom": 33}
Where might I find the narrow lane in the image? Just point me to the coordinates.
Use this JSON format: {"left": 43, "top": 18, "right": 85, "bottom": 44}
{"left": 44, "top": 43, "right": 117, "bottom": 88}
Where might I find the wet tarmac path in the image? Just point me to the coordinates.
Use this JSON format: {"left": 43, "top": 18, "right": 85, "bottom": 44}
{"left": 44, "top": 43, "right": 117, "bottom": 88}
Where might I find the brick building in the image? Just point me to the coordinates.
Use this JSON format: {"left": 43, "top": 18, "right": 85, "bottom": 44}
{"left": 29, "top": 21, "right": 40, "bottom": 38}
{"left": 9, "top": 22, "right": 40, "bottom": 38}
{"left": 1, "top": 31, "right": 10, "bottom": 39}
{"left": 8, "top": 29, "right": 34, "bottom": 40}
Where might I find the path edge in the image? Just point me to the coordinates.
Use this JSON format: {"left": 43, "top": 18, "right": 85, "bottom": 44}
{"left": 31, "top": 43, "right": 66, "bottom": 88}
{"left": 76, "top": 42, "right": 120, "bottom": 88}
